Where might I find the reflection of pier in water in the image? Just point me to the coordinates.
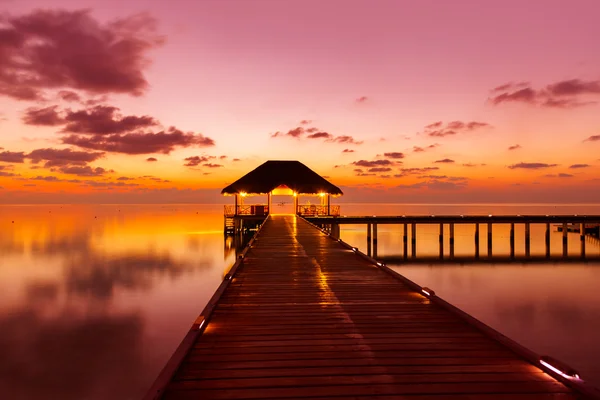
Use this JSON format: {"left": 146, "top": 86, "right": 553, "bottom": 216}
{"left": 306, "top": 215, "right": 600, "bottom": 260}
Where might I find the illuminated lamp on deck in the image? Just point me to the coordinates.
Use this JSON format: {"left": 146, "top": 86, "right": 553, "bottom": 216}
{"left": 421, "top": 287, "right": 435, "bottom": 297}
{"left": 540, "top": 356, "right": 581, "bottom": 380}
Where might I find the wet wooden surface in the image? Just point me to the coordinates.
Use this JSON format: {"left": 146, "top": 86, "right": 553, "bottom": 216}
{"left": 163, "top": 215, "right": 582, "bottom": 399}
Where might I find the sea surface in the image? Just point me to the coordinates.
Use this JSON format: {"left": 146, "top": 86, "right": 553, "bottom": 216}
{"left": 1, "top": 203, "right": 599, "bottom": 399}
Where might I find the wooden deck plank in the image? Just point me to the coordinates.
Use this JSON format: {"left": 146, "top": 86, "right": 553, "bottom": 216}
{"left": 160, "top": 215, "right": 587, "bottom": 400}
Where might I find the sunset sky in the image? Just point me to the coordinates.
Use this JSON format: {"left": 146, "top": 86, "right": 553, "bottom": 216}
{"left": 1, "top": 0, "right": 599, "bottom": 203}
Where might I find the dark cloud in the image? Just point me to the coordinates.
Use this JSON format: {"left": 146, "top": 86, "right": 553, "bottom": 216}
{"left": 462, "top": 163, "right": 486, "bottom": 167}
{"left": 57, "top": 90, "right": 81, "bottom": 102}
{"left": 203, "top": 163, "right": 223, "bottom": 168}
{"left": 356, "top": 173, "right": 376, "bottom": 177}
{"left": 22, "top": 106, "right": 64, "bottom": 126}
{"left": 491, "top": 82, "right": 530, "bottom": 92}
{"left": 232, "top": 158, "right": 241, "bottom": 162}
{"left": 146, "top": 157, "right": 157, "bottom": 162}
{"left": 299, "top": 120, "right": 312, "bottom": 125}
{"left": 219, "top": 155, "right": 227, "bottom": 160}
{"left": 508, "top": 162, "right": 558, "bottom": 169}
{"left": 307, "top": 131, "right": 332, "bottom": 139}
{"left": 508, "top": 144, "right": 521, "bottom": 151}
{"left": 305, "top": 127, "right": 319, "bottom": 133}
{"left": 569, "top": 164, "right": 590, "bottom": 169}
{"left": 356, "top": 96, "right": 368, "bottom": 103}
{"left": 434, "top": 158, "right": 455, "bottom": 163}
{"left": 584, "top": 135, "right": 600, "bottom": 142}
{"left": 413, "top": 144, "right": 439, "bottom": 152}
{"left": 0, "top": 9, "right": 164, "bottom": 101}
{"left": 353, "top": 168, "right": 363, "bottom": 173}
{"left": 399, "top": 167, "right": 440, "bottom": 175}
{"left": 57, "top": 166, "right": 108, "bottom": 177}
{"left": 368, "top": 167, "right": 392, "bottom": 172}
{"left": 328, "top": 135, "right": 363, "bottom": 145}
{"left": 0, "top": 151, "right": 26, "bottom": 163}
{"left": 183, "top": 156, "right": 210, "bottom": 167}
{"left": 423, "top": 121, "right": 491, "bottom": 137}
{"left": 490, "top": 79, "right": 600, "bottom": 109}
{"left": 352, "top": 160, "right": 394, "bottom": 167}
{"left": 342, "top": 149, "right": 354, "bottom": 153}
{"left": 27, "top": 148, "right": 105, "bottom": 167}
{"left": 63, "top": 127, "right": 214, "bottom": 154}
{"left": 271, "top": 127, "right": 304, "bottom": 138}
{"left": 383, "top": 152, "right": 404, "bottom": 159}
{"left": 62, "top": 105, "right": 158, "bottom": 134}
{"left": 544, "top": 173, "right": 574, "bottom": 178}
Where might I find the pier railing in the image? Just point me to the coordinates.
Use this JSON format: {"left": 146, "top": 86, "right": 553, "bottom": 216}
{"left": 296, "top": 204, "right": 340, "bottom": 216}
{"left": 224, "top": 204, "right": 269, "bottom": 216}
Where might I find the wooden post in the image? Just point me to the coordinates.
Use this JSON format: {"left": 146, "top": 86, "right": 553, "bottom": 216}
{"left": 581, "top": 223, "right": 586, "bottom": 258}
{"left": 474, "top": 223, "right": 480, "bottom": 258}
{"left": 525, "top": 223, "right": 531, "bottom": 257}
{"left": 510, "top": 223, "right": 515, "bottom": 258}
{"left": 327, "top": 194, "right": 331, "bottom": 216}
{"left": 294, "top": 194, "right": 299, "bottom": 215}
{"left": 235, "top": 194, "right": 239, "bottom": 216}
{"left": 449, "top": 223, "right": 455, "bottom": 259}
{"left": 439, "top": 223, "right": 444, "bottom": 259}
{"left": 367, "top": 223, "right": 372, "bottom": 257}
{"left": 403, "top": 223, "right": 408, "bottom": 259}
{"left": 411, "top": 223, "right": 417, "bottom": 258}
{"left": 373, "top": 223, "right": 378, "bottom": 258}
{"left": 487, "top": 222, "right": 493, "bottom": 257}
{"left": 267, "top": 192, "right": 272, "bottom": 215}
{"left": 331, "top": 223, "right": 340, "bottom": 240}
{"left": 562, "top": 222, "right": 568, "bottom": 257}
{"left": 545, "top": 222, "right": 550, "bottom": 258}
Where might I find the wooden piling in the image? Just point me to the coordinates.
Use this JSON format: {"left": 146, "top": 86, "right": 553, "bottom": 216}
{"left": 438, "top": 223, "right": 444, "bottom": 258}
{"left": 562, "top": 222, "right": 568, "bottom": 257}
{"left": 525, "top": 223, "right": 531, "bottom": 257}
{"left": 367, "top": 223, "right": 372, "bottom": 257}
{"left": 411, "top": 223, "right": 416, "bottom": 257}
{"left": 487, "top": 222, "right": 493, "bottom": 257}
{"left": 449, "top": 223, "right": 455, "bottom": 258}
{"left": 474, "top": 223, "right": 480, "bottom": 258}
{"left": 373, "top": 223, "right": 378, "bottom": 258}
{"left": 510, "top": 223, "right": 515, "bottom": 258}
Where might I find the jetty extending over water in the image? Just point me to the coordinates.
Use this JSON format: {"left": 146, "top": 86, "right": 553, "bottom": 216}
{"left": 146, "top": 214, "right": 599, "bottom": 399}
{"left": 146, "top": 161, "right": 600, "bottom": 399}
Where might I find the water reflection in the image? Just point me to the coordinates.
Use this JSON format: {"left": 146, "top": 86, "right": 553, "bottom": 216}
{"left": 0, "top": 205, "right": 233, "bottom": 400}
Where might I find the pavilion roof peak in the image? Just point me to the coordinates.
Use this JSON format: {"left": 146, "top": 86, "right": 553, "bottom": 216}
{"left": 221, "top": 160, "right": 343, "bottom": 196}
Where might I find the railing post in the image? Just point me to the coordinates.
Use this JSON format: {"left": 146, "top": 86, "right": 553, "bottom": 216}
{"left": 581, "top": 223, "right": 586, "bottom": 258}
{"left": 545, "top": 222, "right": 550, "bottom": 258}
{"left": 449, "top": 223, "right": 455, "bottom": 259}
{"left": 403, "top": 223, "right": 408, "bottom": 259}
{"left": 487, "top": 223, "right": 493, "bottom": 257}
{"left": 474, "top": 223, "right": 480, "bottom": 258}
{"left": 373, "top": 223, "right": 378, "bottom": 258}
{"left": 510, "top": 222, "right": 515, "bottom": 259}
{"left": 439, "top": 223, "right": 444, "bottom": 259}
{"left": 367, "top": 223, "right": 372, "bottom": 257}
{"left": 411, "top": 223, "right": 417, "bottom": 258}
{"left": 562, "top": 222, "right": 568, "bottom": 256}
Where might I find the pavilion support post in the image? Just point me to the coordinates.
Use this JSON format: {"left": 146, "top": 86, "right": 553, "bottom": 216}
{"left": 267, "top": 193, "right": 272, "bottom": 215}
{"left": 562, "top": 222, "right": 568, "bottom": 256}
{"left": 373, "top": 223, "right": 378, "bottom": 259}
{"left": 449, "top": 223, "right": 455, "bottom": 259}
{"left": 367, "top": 223, "right": 372, "bottom": 257}
{"left": 438, "top": 223, "right": 444, "bottom": 259}
{"left": 294, "top": 194, "right": 299, "bottom": 215}
{"left": 581, "top": 223, "right": 586, "bottom": 258}
{"left": 510, "top": 223, "right": 515, "bottom": 258}
{"left": 235, "top": 194, "right": 239, "bottom": 216}
{"left": 411, "top": 223, "right": 417, "bottom": 258}
{"left": 487, "top": 223, "right": 493, "bottom": 257}
{"left": 474, "top": 223, "right": 480, "bottom": 258}
{"left": 525, "top": 223, "right": 531, "bottom": 257}
{"left": 331, "top": 223, "right": 340, "bottom": 240}
{"left": 545, "top": 222, "right": 551, "bottom": 258}
{"left": 327, "top": 194, "right": 331, "bottom": 216}
{"left": 403, "top": 223, "right": 408, "bottom": 259}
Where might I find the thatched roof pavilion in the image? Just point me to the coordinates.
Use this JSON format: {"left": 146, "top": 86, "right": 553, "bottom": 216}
{"left": 222, "top": 161, "right": 342, "bottom": 217}
{"left": 221, "top": 160, "right": 343, "bottom": 196}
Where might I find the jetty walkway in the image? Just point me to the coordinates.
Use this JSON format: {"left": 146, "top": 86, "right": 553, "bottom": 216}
{"left": 147, "top": 215, "right": 597, "bottom": 399}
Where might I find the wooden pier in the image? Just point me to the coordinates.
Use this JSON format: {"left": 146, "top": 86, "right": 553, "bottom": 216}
{"left": 306, "top": 215, "right": 600, "bottom": 260}
{"left": 146, "top": 215, "right": 599, "bottom": 400}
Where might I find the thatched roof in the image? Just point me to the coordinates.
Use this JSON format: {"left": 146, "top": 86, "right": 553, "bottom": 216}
{"left": 221, "top": 160, "right": 343, "bottom": 195}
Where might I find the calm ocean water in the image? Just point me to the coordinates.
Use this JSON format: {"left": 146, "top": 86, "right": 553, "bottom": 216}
{"left": 1, "top": 203, "right": 599, "bottom": 399}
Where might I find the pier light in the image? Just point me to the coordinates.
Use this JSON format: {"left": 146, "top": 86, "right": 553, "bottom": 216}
{"left": 540, "top": 356, "right": 580, "bottom": 380}
{"left": 319, "top": 192, "right": 326, "bottom": 197}
{"left": 293, "top": 192, "right": 297, "bottom": 197}
{"left": 240, "top": 192, "right": 247, "bottom": 197}
{"left": 421, "top": 287, "right": 435, "bottom": 297}
{"left": 488, "top": 214, "right": 492, "bottom": 217}
{"left": 193, "top": 315, "right": 206, "bottom": 330}
{"left": 376, "top": 262, "right": 384, "bottom": 267}
{"left": 352, "top": 247, "right": 358, "bottom": 252}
